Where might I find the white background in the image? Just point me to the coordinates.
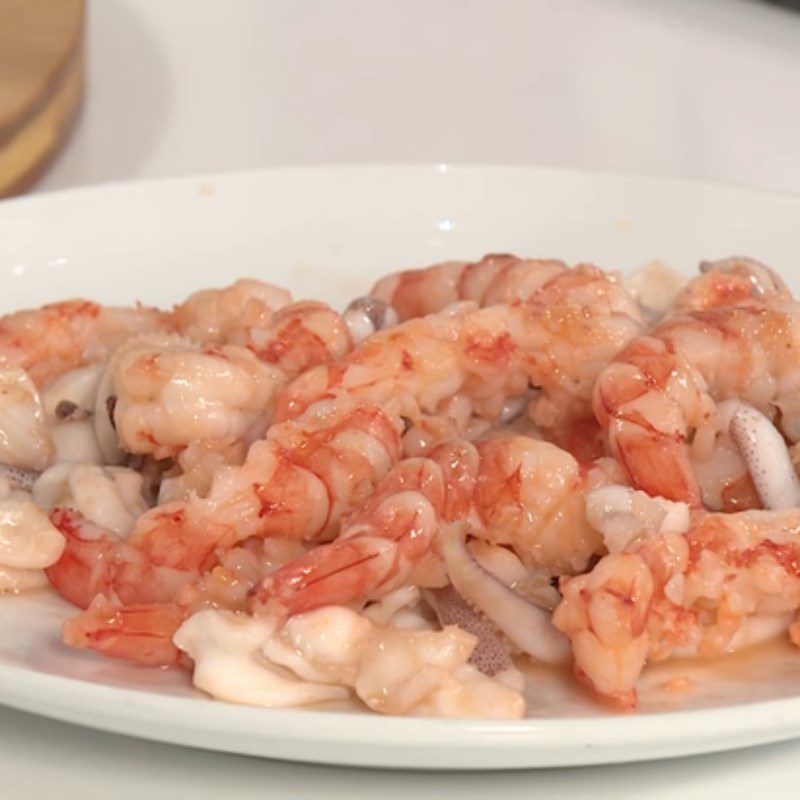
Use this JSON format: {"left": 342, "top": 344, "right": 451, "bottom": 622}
{"left": 16, "top": 0, "right": 800, "bottom": 796}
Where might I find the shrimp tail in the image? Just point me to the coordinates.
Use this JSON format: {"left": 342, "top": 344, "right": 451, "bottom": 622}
{"left": 63, "top": 595, "right": 187, "bottom": 667}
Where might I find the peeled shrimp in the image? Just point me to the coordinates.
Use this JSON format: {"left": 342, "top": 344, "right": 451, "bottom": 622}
{"left": 88, "top": 274, "right": 641, "bottom": 596}
{"left": 252, "top": 436, "right": 612, "bottom": 623}
{"left": 370, "top": 254, "right": 567, "bottom": 320}
{"left": 0, "top": 368, "right": 52, "bottom": 470}
{"left": 0, "top": 478, "right": 65, "bottom": 593}
{"left": 176, "top": 606, "right": 525, "bottom": 718}
{"left": 594, "top": 295, "right": 800, "bottom": 506}
{"left": 106, "top": 335, "right": 284, "bottom": 459}
{"left": 47, "top": 394, "right": 403, "bottom": 611}
{"left": 278, "top": 271, "right": 644, "bottom": 432}
{"left": 106, "top": 300, "right": 393, "bottom": 461}
{"left": 238, "top": 300, "right": 353, "bottom": 375}
{"left": 60, "top": 536, "right": 307, "bottom": 665}
{"left": 370, "top": 254, "right": 643, "bottom": 323}
{"left": 675, "top": 257, "right": 791, "bottom": 313}
{"left": 0, "top": 300, "right": 173, "bottom": 387}
{"left": 554, "top": 505, "right": 800, "bottom": 708}
{"left": 250, "top": 440, "right": 475, "bottom": 619}
{"left": 473, "top": 436, "right": 610, "bottom": 573}
{"left": 173, "top": 278, "right": 291, "bottom": 345}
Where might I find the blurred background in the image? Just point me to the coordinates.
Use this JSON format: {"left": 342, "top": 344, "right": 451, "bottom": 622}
{"left": 3, "top": 0, "right": 800, "bottom": 195}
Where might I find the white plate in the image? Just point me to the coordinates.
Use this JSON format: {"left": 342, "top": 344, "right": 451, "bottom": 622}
{"left": 2, "top": 165, "right": 800, "bottom": 770}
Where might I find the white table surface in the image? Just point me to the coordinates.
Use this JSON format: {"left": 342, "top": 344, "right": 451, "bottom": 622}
{"left": 15, "top": 0, "right": 800, "bottom": 795}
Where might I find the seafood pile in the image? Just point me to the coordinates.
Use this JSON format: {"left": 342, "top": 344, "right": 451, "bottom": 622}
{"left": 2, "top": 254, "right": 800, "bottom": 717}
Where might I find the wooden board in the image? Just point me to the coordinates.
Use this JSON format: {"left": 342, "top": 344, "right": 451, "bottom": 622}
{"left": 0, "top": 0, "right": 85, "bottom": 196}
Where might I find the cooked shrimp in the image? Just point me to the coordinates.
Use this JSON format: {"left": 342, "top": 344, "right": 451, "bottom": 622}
{"left": 675, "top": 257, "right": 791, "bottom": 312}
{"left": 59, "top": 536, "right": 307, "bottom": 665}
{"left": 250, "top": 440, "right": 475, "bottom": 618}
{"left": 553, "top": 506, "right": 800, "bottom": 708}
{"left": 252, "top": 437, "right": 612, "bottom": 623}
{"left": 176, "top": 605, "right": 525, "bottom": 717}
{"left": 0, "top": 477, "right": 65, "bottom": 593}
{"left": 594, "top": 295, "right": 800, "bottom": 506}
{"left": 0, "top": 300, "right": 173, "bottom": 387}
{"left": 0, "top": 368, "right": 52, "bottom": 470}
{"left": 473, "top": 437, "right": 609, "bottom": 573}
{"left": 277, "top": 272, "right": 644, "bottom": 431}
{"left": 106, "top": 335, "right": 284, "bottom": 459}
{"left": 370, "top": 254, "right": 568, "bottom": 320}
{"left": 106, "top": 300, "right": 391, "bottom": 462}
{"left": 173, "top": 278, "right": 291, "bottom": 345}
{"left": 45, "top": 508, "right": 194, "bottom": 609}
{"left": 239, "top": 300, "right": 353, "bottom": 375}
{"left": 47, "top": 394, "right": 404, "bottom": 615}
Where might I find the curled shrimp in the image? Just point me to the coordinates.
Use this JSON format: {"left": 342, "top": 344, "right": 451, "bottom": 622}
{"left": 554, "top": 505, "right": 800, "bottom": 709}
{"left": 370, "top": 255, "right": 643, "bottom": 322}
{"left": 473, "top": 437, "right": 611, "bottom": 573}
{"left": 54, "top": 442, "right": 464, "bottom": 667}
{"left": 59, "top": 536, "right": 307, "bottom": 665}
{"left": 369, "top": 254, "right": 567, "bottom": 320}
{"left": 64, "top": 283, "right": 639, "bottom": 611}
{"left": 89, "top": 271, "right": 639, "bottom": 587}
{"left": 46, "top": 508, "right": 195, "bottom": 609}
{"left": 0, "top": 300, "right": 173, "bottom": 387}
{"left": 173, "top": 278, "right": 292, "bottom": 344}
{"left": 239, "top": 300, "right": 354, "bottom": 374}
{"left": 106, "top": 335, "right": 284, "bottom": 459}
{"left": 277, "top": 270, "right": 644, "bottom": 431}
{"left": 0, "top": 477, "right": 65, "bottom": 593}
{"left": 675, "top": 257, "right": 791, "bottom": 313}
{"left": 594, "top": 293, "right": 800, "bottom": 507}
{"left": 104, "top": 300, "right": 395, "bottom": 462}
{"left": 251, "top": 436, "right": 612, "bottom": 622}
{"left": 0, "top": 368, "right": 52, "bottom": 470}
{"left": 250, "top": 440, "right": 476, "bottom": 619}
{"left": 46, "top": 394, "right": 403, "bottom": 611}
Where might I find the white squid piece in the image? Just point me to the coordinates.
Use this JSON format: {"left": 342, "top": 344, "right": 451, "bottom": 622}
{"left": 176, "top": 606, "right": 524, "bottom": 718}
{"left": 40, "top": 363, "right": 107, "bottom": 464}
{"left": 721, "top": 399, "right": 800, "bottom": 511}
{"left": 173, "top": 610, "right": 347, "bottom": 708}
{"left": 584, "top": 485, "right": 691, "bottom": 554}
{"left": 622, "top": 260, "right": 688, "bottom": 322}
{"left": 439, "top": 522, "right": 570, "bottom": 665}
{"left": 33, "top": 463, "right": 148, "bottom": 538}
